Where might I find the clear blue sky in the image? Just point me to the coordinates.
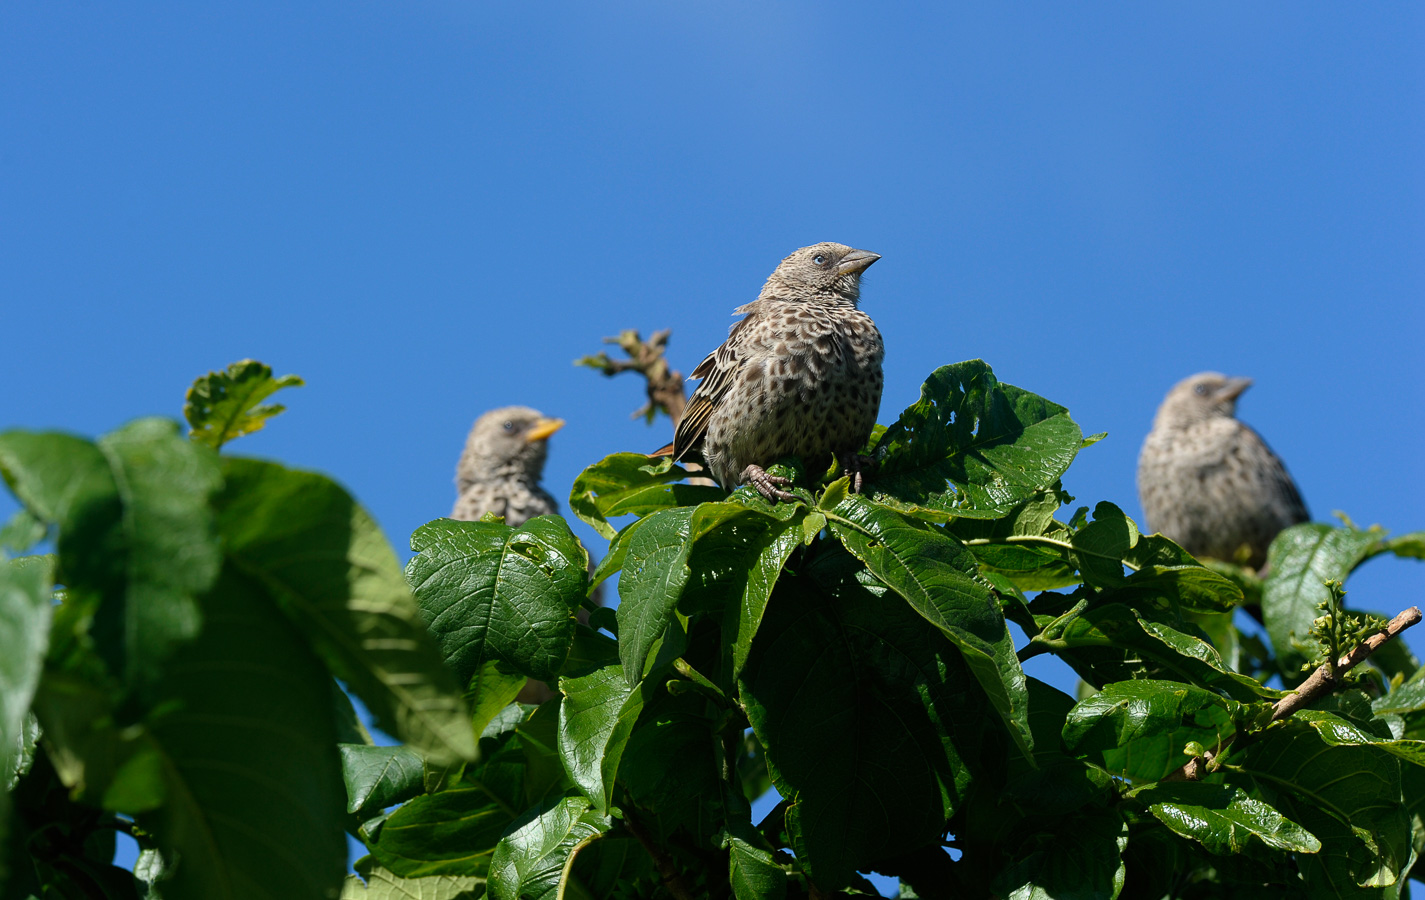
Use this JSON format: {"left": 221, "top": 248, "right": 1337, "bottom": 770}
{"left": 3, "top": 2, "right": 1423, "bottom": 882}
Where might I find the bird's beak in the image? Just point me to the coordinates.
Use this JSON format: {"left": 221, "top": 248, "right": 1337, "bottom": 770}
{"left": 837, "top": 250, "right": 881, "bottom": 275}
{"left": 1220, "top": 378, "right": 1253, "bottom": 401}
{"left": 525, "top": 417, "right": 565, "bottom": 442}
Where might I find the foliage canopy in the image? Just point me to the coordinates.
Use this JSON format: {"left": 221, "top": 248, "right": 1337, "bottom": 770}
{"left": 1, "top": 358, "right": 1422, "bottom": 899}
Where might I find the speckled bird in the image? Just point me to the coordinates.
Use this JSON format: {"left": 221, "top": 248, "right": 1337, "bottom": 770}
{"left": 1137, "top": 373, "right": 1309, "bottom": 571}
{"left": 665, "top": 242, "right": 884, "bottom": 502}
{"left": 451, "top": 407, "right": 565, "bottom": 526}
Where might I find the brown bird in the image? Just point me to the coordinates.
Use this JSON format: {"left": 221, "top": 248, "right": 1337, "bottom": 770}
{"left": 660, "top": 242, "right": 885, "bottom": 503}
{"left": 1137, "top": 373, "right": 1309, "bottom": 571}
{"left": 452, "top": 407, "right": 565, "bottom": 526}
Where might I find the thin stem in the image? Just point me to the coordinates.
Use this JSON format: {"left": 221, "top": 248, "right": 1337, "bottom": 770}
{"left": 1168, "top": 605, "right": 1422, "bottom": 782}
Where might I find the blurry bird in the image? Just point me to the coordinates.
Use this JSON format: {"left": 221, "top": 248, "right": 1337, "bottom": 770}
{"left": 657, "top": 242, "right": 885, "bottom": 502}
{"left": 1137, "top": 373, "right": 1309, "bottom": 571}
{"left": 452, "top": 407, "right": 564, "bottom": 525}
{"left": 451, "top": 406, "right": 574, "bottom": 705}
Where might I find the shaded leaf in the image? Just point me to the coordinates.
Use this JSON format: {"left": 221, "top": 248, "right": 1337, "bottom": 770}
{"left": 409, "top": 516, "right": 588, "bottom": 686}
{"left": 830, "top": 495, "right": 1031, "bottom": 755}
{"left": 740, "top": 560, "right": 980, "bottom": 889}
{"left": 341, "top": 744, "right": 426, "bottom": 817}
{"left": 1070, "top": 501, "right": 1138, "bottom": 589}
{"left": 993, "top": 808, "right": 1127, "bottom": 900}
{"left": 0, "top": 556, "right": 52, "bottom": 787}
{"left": 217, "top": 458, "right": 475, "bottom": 766}
{"left": 183, "top": 359, "right": 304, "bottom": 450}
{"left": 343, "top": 860, "right": 484, "bottom": 900}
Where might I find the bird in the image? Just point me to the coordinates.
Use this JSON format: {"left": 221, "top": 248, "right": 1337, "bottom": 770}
{"left": 451, "top": 407, "right": 564, "bottom": 526}
{"left": 1137, "top": 373, "right": 1309, "bottom": 571}
{"left": 658, "top": 242, "right": 885, "bottom": 503}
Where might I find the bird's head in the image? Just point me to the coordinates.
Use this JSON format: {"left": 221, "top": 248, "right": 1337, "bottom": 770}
{"left": 760, "top": 242, "right": 880, "bottom": 305}
{"left": 460, "top": 406, "right": 565, "bottom": 483}
{"left": 1156, "top": 372, "right": 1253, "bottom": 427}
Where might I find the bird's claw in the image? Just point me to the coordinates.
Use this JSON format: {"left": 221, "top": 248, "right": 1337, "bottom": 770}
{"left": 839, "top": 454, "right": 876, "bottom": 494}
{"left": 742, "top": 465, "right": 797, "bottom": 504}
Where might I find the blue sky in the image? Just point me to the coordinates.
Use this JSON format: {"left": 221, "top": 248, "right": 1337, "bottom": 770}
{"left": 3, "top": 0, "right": 1423, "bottom": 886}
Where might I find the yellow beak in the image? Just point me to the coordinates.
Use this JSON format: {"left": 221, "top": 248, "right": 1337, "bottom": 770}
{"left": 525, "top": 417, "right": 565, "bottom": 442}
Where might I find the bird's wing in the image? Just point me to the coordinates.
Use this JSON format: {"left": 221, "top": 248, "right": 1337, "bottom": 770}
{"left": 1247, "top": 425, "right": 1310, "bottom": 525}
{"left": 672, "top": 318, "right": 750, "bottom": 460}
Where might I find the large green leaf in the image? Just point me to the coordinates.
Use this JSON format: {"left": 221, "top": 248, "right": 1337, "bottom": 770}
{"left": 739, "top": 561, "right": 980, "bottom": 889}
{"left": 408, "top": 516, "right": 588, "bottom": 687}
{"left": 992, "top": 807, "right": 1128, "bottom": 900}
{"left": 0, "top": 557, "right": 52, "bottom": 787}
{"left": 1070, "top": 501, "right": 1138, "bottom": 589}
{"left": 615, "top": 506, "right": 695, "bottom": 684}
{"left": 183, "top": 359, "right": 304, "bottom": 450}
{"left": 365, "top": 784, "right": 515, "bottom": 878}
{"left": 1134, "top": 782, "right": 1321, "bottom": 856}
{"left": 1062, "top": 680, "right": 1235, "bottom": 783}
{"left": 487, "top": 793, "right": 610, "bottom": 900}
{"left": 616, "top": 687, "right": 721, "bottom": 846}
{"left": 216, "top": 458, "right": 475, "bottom": 766}
{"left": 0, "top": 421, "right": 223, "bottom": 691}
{"left": 1263, "top": 524, "right": 1383, "bottom": 678}
{"left": 557, "top": 662, "right": 649, "bottom": 812}
{"left": 829, "top": 495, "right": 1031, "bottom": 755}
{"left": 568, "top": 453, "right": 724, "bottom": 539}
{"left": 869, "top": 360, "right": 1083, "bottom": 519}
{"left": 340, "top": 744, "right": 426, "bottom": 817}
{"left": 134, "top": 566, "right": 348, "bottom": 900}
{"left": 1292, "top": 709, "right": 1425, "bottom": 769}
{"left": 1232, "top": 721, "right": 1410, "bottom": 893}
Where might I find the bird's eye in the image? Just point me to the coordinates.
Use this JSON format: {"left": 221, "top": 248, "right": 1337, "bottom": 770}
{"left": 1193, "top": 385, "right": 1209, "bottom": 396}
{"left": 813, "top": 255, "right": 827, "bottom": 266}
{"left": 502, "top": 420, "right": 515, "bottom": 432}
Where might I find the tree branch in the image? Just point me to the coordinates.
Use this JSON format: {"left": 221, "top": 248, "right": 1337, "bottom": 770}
{"left": 575, "top": 329, "right": 688, "bottom": 426}
{"left": 623, "top": 812, "right": 697, "bottom": 900}
{"left": 1170, "top": 605, "right": 1422, "bottom": 781}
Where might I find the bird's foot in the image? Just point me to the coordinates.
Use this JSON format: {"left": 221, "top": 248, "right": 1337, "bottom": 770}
{"left": 741, "top": 465, "right": 797, "bottom": 504}
{"left": 839, "top": 453, "right": 877, "bottom": 494}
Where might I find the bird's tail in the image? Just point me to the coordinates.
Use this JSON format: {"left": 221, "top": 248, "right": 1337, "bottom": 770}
{"left": 648, "top": 441, "right": 676, "bottom": 459}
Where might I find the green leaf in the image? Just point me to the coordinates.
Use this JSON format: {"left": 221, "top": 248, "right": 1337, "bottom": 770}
{"left": 617, "top": 688, "right": 720, "bottom": 845}
{"left": 1379, "top": 530, "right": 1425, "bottom": 560}
{"left": 0, "top": 556, "right": 52, "bottom": 789}
{"left": 1232, "top": 721, "right": 1410, "bottom": 893}
{"left": 343, "top": 861, "right": 485, "bottom": 900}
{"left": 1034, "top": 599, "right": 1279, "bottom": 700}
{"left": 487, "top": 793, "right": 610, "bottom": 900}
{"left": 0, "top": 421, "right": 224, "bottom": 692}
{"left": 1070, "top": 501, "right": 1138, "bottom": 589}
{"left": 408, "top": 516, "right": 588, "bottom": 686}
{"left": 134, "top": 566, "right": 348, "bottom": 900}
{"left": 183, "top": 359, "right": 304, "bottom": 450}
{"left": 1062, "top": 680, "right": 1235, "bottom": 782}
{"left": 557, "top": 662, "right": 649, "bottom": 812}
{"left": 217, "top": 458, "right": 475, "bottom": 766}
{"left": 0, "top": 509, "right": 46, "bottom": 554}
{"left": 568, "top": 453, "right": 725, "bottom": 539}
{"left": 340, "top": 744, "right": 426, "bottom": 816}
{"left": 829, "top": 495, "right": 1031, "bottom": 755}
{"left": 869, "top": 360, "right": 1083, "bottom": 519}
{"left": 1111, "top": 565, "right": 1244, "bottom": 615}
{"left": 1134, "top": 782, "right": 1321, "bottom": 855}
{"left": 366, "top": 784, "right": 516, "bottom": 878}
{"left": 729, "top": 834, "right": 787, "bottom": 900}
{"left": 1292, "top": 709, "right": 1425, "bottom": 768}
{"left": 1263, "top": 523, "right": 1383, "bottom": 678}
{"left": 739, "top": 561, "right": 981, "bottom": 889}
{"left": 615, "top": 506, "right": 695, "bottom": 684}
{"left": 993, "top": 808, "right": 1128, "bottom": 900}
{"left": 466, "top": 661, "right": 530, "bottom": 743}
